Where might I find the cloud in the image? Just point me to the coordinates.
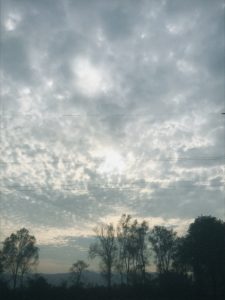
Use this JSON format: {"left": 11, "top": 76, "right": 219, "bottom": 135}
{"left": 1, "top": 0, "right": 224, "bottom": 272}
{"left": 72, "top": 56, "right": 112, "bottom": 97}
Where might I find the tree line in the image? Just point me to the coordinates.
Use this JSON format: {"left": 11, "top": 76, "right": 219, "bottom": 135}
{"left": 0, "top": 215, "right": 225, "bottom": 300}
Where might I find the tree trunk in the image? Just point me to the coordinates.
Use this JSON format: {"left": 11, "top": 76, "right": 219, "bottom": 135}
{"left": 13, "top": 272, "right": 17, "bottom": 289}
{"left": 13, "top": 263, "right": 19, "bottom": 289}
{"left": 107, "top": 267, "right": 111, "bottom": 289}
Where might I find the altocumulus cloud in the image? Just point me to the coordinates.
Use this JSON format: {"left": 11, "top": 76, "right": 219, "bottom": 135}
{"left": 0, "top": 0, "right": 224, "bottom": 272}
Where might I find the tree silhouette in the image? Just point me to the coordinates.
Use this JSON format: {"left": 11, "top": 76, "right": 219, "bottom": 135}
{"left": 116, "top": 214, "right": 132, "bottom": 284}
{"left": 70, "top": 260, "right": 88, "bottom": 286}
{"left": 177, "top": 216, "right": 225, "bottom": 298}
{"left": 89, "top": 223, "right": 117, "bottom": 290}
{"left": 149, "top": 226, "right": 177, "bottom": 274}
{"left": 172, "top": 236, "right": 190, "bottom": 275}
{"left": 0, "top": 249, "right": 4, "bottom": 275}
{"left": 116, "top": 214, "right": 149, "bottom": 284}
{"left": 2, "top": 228, "right": 39, "bottom": 289}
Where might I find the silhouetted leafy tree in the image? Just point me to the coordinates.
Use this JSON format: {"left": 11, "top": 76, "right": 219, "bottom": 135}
{"left": 116, "top": 214, "right": 149, "bottom": 285}
{"left": 2, "top": 228, "right": 39, "bottom": 289}
{"left": 176, "top": 216, "right": 225, "bottom": 298}
{"left": 172, "top": 236, "right": 190, "bottom": 275}
{"left": 89, "top": 223, "right": 117, "bottom": 290}
{"left": 70, "top": 260, "right": 88, "bottom": 286}
{"left": 149, "top": 226, "right": 177, "bottom": 274}
{"left": 116, "top": 214, "right": 132, "bottom": 284}
{"left": 133, "top": 219, "right": 149, "bottom": 283}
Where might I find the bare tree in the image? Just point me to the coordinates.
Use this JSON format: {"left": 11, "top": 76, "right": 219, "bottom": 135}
{"left": 89, "top": 223, "right": 117, "bottom": 289}
{"left": 70, "top": 260, "right": 89, "bottom": 286}
{"left": 2, "top": 228, "right": 39, "bottom": 288}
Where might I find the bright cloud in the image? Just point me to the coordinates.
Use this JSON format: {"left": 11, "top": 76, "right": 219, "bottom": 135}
{"left": 73, "top": 57, "right": 112, "bottom": 97}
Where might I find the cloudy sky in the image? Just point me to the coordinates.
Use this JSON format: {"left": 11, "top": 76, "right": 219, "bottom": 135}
{"left": 0, "top": 0, "right": 224, "bottom": 273}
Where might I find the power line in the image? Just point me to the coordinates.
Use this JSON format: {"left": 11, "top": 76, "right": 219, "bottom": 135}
{"left": 0, "top": 156, "right": 224, "bottom": 165}
{"left": 1, "top": 182, "right": 224, "bottom": 192}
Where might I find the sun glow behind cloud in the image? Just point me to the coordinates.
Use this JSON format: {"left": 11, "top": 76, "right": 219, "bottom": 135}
{"left": 73, "top": 57, "right": 112, "bottom": 97}
{"left": 4, "top": 13, "right": 21, "bottom": 31}
{"left": 97, "top": 148, "right": 126, "bottom": 174}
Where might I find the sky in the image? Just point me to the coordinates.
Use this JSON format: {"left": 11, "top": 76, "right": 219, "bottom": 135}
{"left": 0, "top": 0, "right": 224, "bottom": 273}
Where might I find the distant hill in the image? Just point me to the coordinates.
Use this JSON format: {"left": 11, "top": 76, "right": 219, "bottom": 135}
{"left": 40, "top": 271, "right": 107, "bottom": 286}
{"left": 1, "top": 271, "right": 158, "bottom": 287}
{"left": 39, "top": 271, "right": 158, "bottom": 286}
{"left": 0, "top": 271, "right": 105, "bottom": 287}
